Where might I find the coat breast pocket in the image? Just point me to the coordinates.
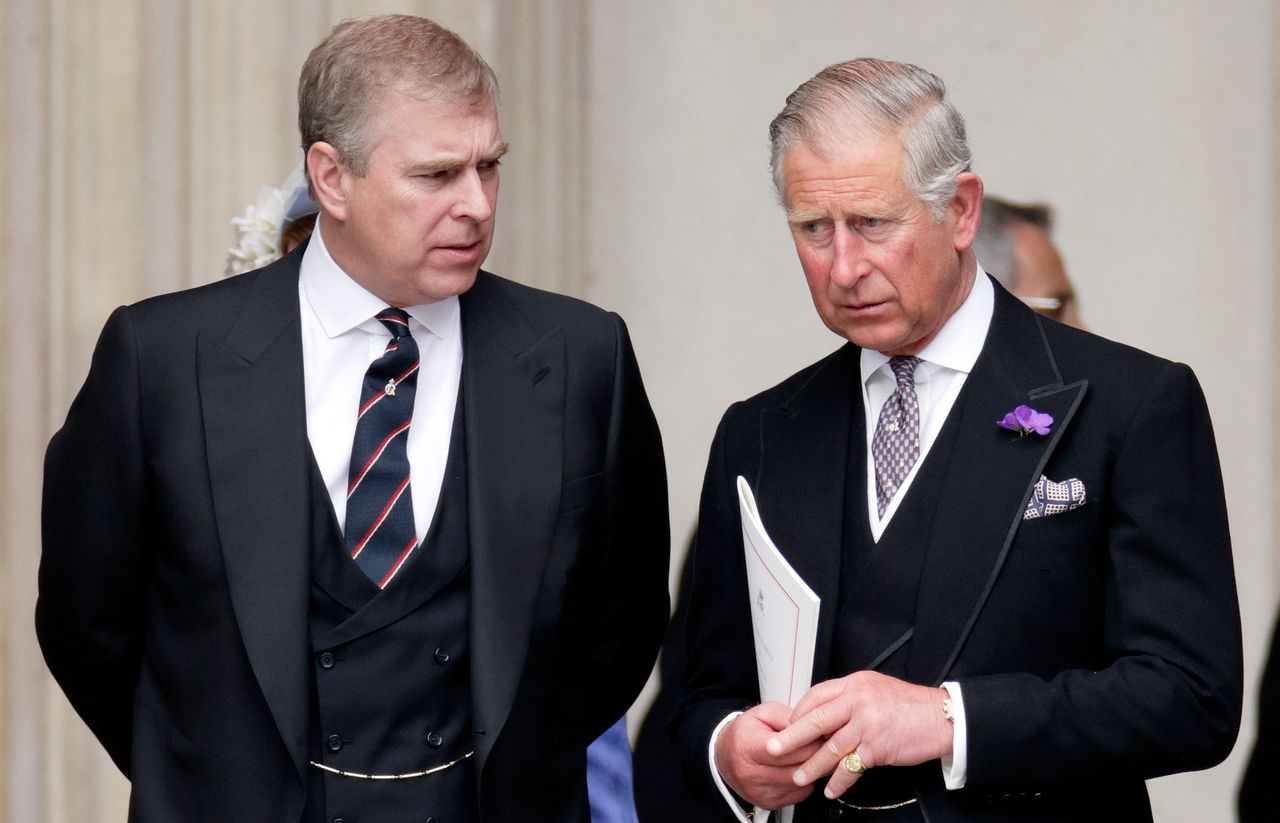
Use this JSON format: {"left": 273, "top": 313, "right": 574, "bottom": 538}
{"left": 990, "top": 507, "right": 1107, "bottom": 654}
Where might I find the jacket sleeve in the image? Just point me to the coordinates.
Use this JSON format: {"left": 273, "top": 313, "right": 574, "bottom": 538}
{"left": 37, "top": 306, "right": 149, "bottom": 775}
{"left": 578, "top": 313, "right": 671, "bottom": 741}
{"left": 672, "top": 403, "right": 763, "bottom": 800}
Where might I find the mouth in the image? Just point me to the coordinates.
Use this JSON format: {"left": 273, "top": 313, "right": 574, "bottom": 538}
{"left": 433, "top": 240, "right": 484, "bottom": 261}
{"left": 842, "top": 299, "right": 888, "bottom": 312}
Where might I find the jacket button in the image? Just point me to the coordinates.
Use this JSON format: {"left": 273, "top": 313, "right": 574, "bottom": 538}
{"left": 327, "top": 734, "right": 343, "bottom": 752}
{"left": 319, "top": 652, "right": 336, "bottom": 669}
{"left": 828, "top": 808, "right": 844, "bottom": 819}
{"left": 427, "top": 732, "right": 443, "bottom": 748}
{"left": 434, "top": 648, "right": 450, "bottom": 664}
{"left": 426, "top": 818, "right": 437, "bottom": 823}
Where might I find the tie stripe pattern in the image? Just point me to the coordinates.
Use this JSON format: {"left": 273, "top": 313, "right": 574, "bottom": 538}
{"left": 344, "top": 309, "right": 420, "bottom": 588}
{"left": 872, "top": 355, "right": 921, "bottom": 517}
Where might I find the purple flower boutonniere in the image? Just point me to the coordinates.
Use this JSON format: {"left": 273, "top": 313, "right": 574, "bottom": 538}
{"left": 998, "top": 404, "right": 1054, "bottom": 437}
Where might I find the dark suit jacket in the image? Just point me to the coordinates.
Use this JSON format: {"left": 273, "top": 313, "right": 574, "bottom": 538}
{"left": 674, "top": 281, "right": 1241, "bottom": 821}
{"left": 1238, "top": 612, "right": 1280, "bottom": 821}
{"left": 36, "top": 250, "right": 670, "bottom": 822}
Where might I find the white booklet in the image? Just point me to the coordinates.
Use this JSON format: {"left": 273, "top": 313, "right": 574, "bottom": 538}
{"left": 737, "top": 476, "right": 821, "bottom": 823}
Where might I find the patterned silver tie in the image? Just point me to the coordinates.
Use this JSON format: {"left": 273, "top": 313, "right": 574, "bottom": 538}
{"left": 872, "top": 356, "right": 921, "bottom": 517}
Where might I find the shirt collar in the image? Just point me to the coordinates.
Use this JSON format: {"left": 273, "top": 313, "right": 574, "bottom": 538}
{"left": 300, "top": 215, "right": 460, "bottom": 342}
{"left": 860, "top": 263, "right": 994, "bottom": 383}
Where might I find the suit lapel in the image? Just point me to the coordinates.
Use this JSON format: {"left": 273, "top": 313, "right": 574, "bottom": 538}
{"left": 460, "top": 273, "right": 564, "bottom": 771}
{"left": 198, "top": 257, "right": 312, "bottom": 781}
{"left": 909, "top": 285, "right": 1087, "bottom": 683}
{"left": 756, "top": 345, "right": 859, "bottom": 683}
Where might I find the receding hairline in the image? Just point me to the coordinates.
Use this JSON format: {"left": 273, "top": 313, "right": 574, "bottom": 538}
{"left": 768, "top": 57, "right": 970, "bottom": 221}
{"left": 774, "top": 109, "right": 926, "bottom": 208}
{"left": 345, "top": 88, "right": 507, "bottom": 178}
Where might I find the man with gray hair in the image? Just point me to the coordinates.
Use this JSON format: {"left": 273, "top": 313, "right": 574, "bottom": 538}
{"left": 38, "top": 14, "right": 669, "bottom": 822}
{"left": 674, "top": 57, "right": 1240, "bottom": 821}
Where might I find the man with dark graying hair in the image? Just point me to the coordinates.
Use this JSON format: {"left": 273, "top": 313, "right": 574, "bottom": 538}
{"left": 972, "top": 196, "right": 1083, "bottom": 329}
{"left": 37, "top": 14, "right": 669, "bottom": 822}
{"left": 674, "top": 57, "right": 1240, "bottom": 822}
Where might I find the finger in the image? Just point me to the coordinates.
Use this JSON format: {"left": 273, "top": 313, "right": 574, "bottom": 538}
{"left": 788, "top": 678, "right": 843, "bottom": 723}
{"left": 750, "top": 701, "right": 798, "bottom": 732}
{"left": 743, "top": 777, "right": 816, "bottom": 810}
{"left": 791, "top": 722, "right": 860, "bottom": 786}
{"left": 746, "top": 765, "right": 813, "bottom": 803}
{"left": 766, "top": 701, "right": 844, "bottom": 757}
{"left": 766, "top": 783, "right": 817, "bottom": 809}
{"left": 765, "top": 738, "right": 824, "bottom": 768}
{"left": 822, "top": 748, "right": 873, "bottom": 800}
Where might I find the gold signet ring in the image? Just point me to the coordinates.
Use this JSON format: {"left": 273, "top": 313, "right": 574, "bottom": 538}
{"left": 842, "top": 752, "right": 867, "bottom": 774}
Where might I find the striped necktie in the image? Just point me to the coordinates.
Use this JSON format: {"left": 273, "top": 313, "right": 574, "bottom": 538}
{"left": 343, "top": 308, "right": 420, "bottom": 588}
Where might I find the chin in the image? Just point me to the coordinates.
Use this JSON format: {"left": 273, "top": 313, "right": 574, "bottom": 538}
{"left": 414, "top": 269, "right": 479, "bottom": 303}
{"left": 825, "top": 320, "right": 891, "bottom": 351}
{"left": 845, "top": 331, "right": 911, "bottom": 354}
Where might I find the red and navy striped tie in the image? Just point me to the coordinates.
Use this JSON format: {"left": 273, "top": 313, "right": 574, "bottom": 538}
{"left": 344, "top": 308, "right": 420, "bottom": 588}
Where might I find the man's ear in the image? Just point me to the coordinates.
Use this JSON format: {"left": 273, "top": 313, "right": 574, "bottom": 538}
{"left": 307, "top": 142, "right": 350, "bottom": 222}
{"left": 949, "top": 172, "right": 983, "bottom": 252}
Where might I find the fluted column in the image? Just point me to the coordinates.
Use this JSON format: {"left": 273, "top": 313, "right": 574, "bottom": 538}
{"left": 0, "top": 2, "right": 588, "bottom": 819}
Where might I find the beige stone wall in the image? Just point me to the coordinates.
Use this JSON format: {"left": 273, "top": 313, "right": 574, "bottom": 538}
{"left": 2, "top": 1, "right": 1274, "bottom": 820}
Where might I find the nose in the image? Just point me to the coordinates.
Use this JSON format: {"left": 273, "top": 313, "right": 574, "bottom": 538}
{"left": 829, "top": 225, "right": 871, "bottom": 289}
{"left": 452, "top": 168, "right": 495, "bottom": 222}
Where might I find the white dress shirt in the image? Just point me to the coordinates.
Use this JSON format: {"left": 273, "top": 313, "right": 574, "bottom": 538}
{"left": 862, "top": 269, "right": 993, "bottom": 538}
{"left": 710, "top": 267, "right": 995, "bottom": 821}
{"left": 860, "top": 268, "right": 993, "bottom": 791}
{"left": 299, "top": 218, "right": 463, "bottom": 547}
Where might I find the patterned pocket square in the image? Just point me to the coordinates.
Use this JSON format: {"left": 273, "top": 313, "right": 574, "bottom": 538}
{"left": 1023, "top": 475, "right": 1086, "bottom": 520}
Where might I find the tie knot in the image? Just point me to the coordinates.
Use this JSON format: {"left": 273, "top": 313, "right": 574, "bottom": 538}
{"left": 889, "top": 356, "right": 919, "bottom": 389}
{"left": 376, "top": 309, "right": 412, "bottom": 339}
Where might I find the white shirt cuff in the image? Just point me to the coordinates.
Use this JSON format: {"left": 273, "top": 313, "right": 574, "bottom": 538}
{"left": 708, "top": 711, "right": 762, "bottom": 823}
{"left": 940, "top": 681, "right": 968, "bottom": 789}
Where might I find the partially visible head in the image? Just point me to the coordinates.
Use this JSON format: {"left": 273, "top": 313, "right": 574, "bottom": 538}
{"left": 281, "top": 213, "right": 317, "bottom": 256}
{"left": 298, "top": 14, "right": 498, "bottom": 177}
{"left": 974, "top": 196, "right": 1082, "bottom": 327}
{"left": 773, "top": 58, "right": 982, "bottom": 355}
{"left": 299, "top": 15, "right": 508, "bottom": 307}
{"left": 769, "top": 58, "right": 971, "bottom": 221}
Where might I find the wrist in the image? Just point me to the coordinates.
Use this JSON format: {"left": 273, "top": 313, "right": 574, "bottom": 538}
{"left": 938, "top": 687, "right": 955, "bottom": 757}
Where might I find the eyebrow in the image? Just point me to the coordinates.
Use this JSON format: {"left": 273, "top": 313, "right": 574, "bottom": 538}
{"left": 410, "top": 142, "right": 511, "bottom": 175}
{"left": 785, "top": 209, "right": 826, "bottom": 224}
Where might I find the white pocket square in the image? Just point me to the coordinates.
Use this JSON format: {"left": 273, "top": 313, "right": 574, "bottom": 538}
{"left": 1023, "top": 475, "right": 1086, "bottom": 520}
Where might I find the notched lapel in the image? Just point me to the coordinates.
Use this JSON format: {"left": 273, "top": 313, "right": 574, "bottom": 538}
{"left": 461, "top": 278, "right": 564, "bottom": 770}
{"left": 198, "top": 267, "right": 312, "bottom": 782}
{"left": 910, "top": 293, "right": 1088, "bottom": 683}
